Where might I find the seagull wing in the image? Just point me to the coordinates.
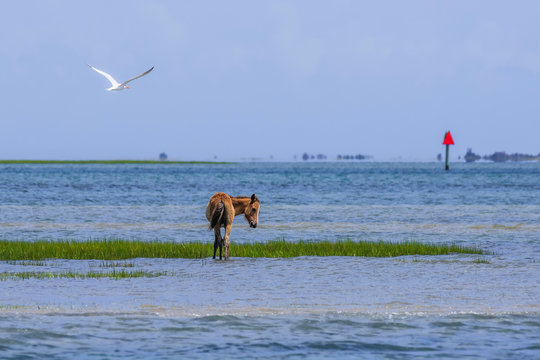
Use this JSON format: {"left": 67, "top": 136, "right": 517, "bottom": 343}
{"left": 88, "top": 64, "right": 120, "bottom": 87}
{"left": 121, "top": 66, "right": 154, "bottom": 86}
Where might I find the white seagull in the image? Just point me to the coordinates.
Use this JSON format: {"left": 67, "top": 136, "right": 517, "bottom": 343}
{"left": 88, "top": 64, "right": 154, "bottom": 91}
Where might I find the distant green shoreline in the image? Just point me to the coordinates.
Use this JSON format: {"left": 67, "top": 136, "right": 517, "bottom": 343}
{"left": 0, "top": 160, "right": 233, "bottom": 164}
{"left": 0, "top": 239, "right": 486, "bottom": 260}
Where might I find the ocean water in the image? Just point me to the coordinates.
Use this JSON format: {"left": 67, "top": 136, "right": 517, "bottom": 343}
{"left": 0, "top": 162, "right": 538, "bottom": 359}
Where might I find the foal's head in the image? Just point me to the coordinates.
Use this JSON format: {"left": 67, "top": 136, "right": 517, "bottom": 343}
{"left": 244, "top": 194, "right": 260, "bottom": 228}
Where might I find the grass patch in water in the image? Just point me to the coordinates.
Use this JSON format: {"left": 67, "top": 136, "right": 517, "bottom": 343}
{"left": 0, "top": 160, "right": 232, "bottom": 164}
{"left": 0, "top": 239, "right": 486, "bottom": 260}
{"left": 6, "top": 260, "right": 46, "bottom": 266}
{"left": 472, "top": 258, "right": 491, "bottom": 264}
{"left": 0, "top": 269, "right": 164, "bottom": 280}
{"left": 99, "top": 261, "right": 135, "bottom": 268}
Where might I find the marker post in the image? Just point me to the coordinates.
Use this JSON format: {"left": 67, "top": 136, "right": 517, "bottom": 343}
{"left": 442, "top": 131, "right": 455, "bottom": 170}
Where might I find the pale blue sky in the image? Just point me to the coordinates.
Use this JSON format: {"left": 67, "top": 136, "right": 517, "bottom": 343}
{"left": 1, "top": 1, "right": 539, "bottom": 161}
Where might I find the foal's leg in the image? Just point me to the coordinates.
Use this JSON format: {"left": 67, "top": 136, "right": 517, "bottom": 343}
{"left": 219, "top": 236, "right": 224, "bottom": 260}
{"left": 213, "top": 227, "right": 222, "bottom": 259}
{"left": 223, "top": 224, "right": 232, "bottom": 260}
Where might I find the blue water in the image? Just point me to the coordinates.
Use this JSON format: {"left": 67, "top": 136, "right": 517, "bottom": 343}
{"left": 0, "top": 162, "right": 539, "bottom": 359}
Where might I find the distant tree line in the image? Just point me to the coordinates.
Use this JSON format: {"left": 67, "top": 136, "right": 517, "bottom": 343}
{"left": 337, "top": 154, "right": 366, "bottom": 160}
{"left": 300, "top": 153, "right": 368, "bottom": 161}
{"left": 464, "top": 149, "right": 540, "bottom": 162}
{"left": 302, "top": 153, "right": 327, "bottom": 160}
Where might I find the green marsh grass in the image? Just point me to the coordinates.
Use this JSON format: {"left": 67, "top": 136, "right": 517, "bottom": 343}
{"left": 99, "top": 261, "right": 135, "bottom": 268}
{"left": 0, "top": 269, "right": 164, "bottom": 281}
{"left": 472, "top": 258, "right": 491, "bottom": 264}
{"left": 6, "top": 260, "right": 46, "bottom": 266}
{"left": 0, "top": 239, "right": 486, "bottom": 260}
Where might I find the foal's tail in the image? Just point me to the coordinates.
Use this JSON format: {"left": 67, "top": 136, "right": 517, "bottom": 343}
{"left": 209, "top": 200, "right": 225, "bottom": 229}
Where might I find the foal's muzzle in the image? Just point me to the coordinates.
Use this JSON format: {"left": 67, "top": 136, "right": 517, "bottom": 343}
{"left": 250, "top": 221, "right": 257, "bottom": 228}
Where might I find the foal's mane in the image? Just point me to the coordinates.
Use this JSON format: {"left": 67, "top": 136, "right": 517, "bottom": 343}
{"left": 232, "top": 196, "right": 259, "bottom": 203}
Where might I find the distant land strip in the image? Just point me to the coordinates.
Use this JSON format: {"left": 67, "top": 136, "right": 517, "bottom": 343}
{"left": 0, "top": 239, "right": 487, "bottom": 260}
{"left": 0, "top": 160, "right": 233, "bottom": 164}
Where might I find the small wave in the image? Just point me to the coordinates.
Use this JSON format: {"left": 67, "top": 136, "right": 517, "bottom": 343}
{"left": 0, "top": 222, "right": 208, "bottom": 230}
{"left": 2, "top": 304, "right": 539, "bottom": 318}
{"left": 1, "top": 310, "right": 538, "bottom": 360}
{"left": 2, "top": 221, "right": 538, "bottom": 234}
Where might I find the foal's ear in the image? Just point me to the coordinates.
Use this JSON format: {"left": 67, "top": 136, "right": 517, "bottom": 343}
{"left": 250, "top": 194, "right": 258, "bottom": 203}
